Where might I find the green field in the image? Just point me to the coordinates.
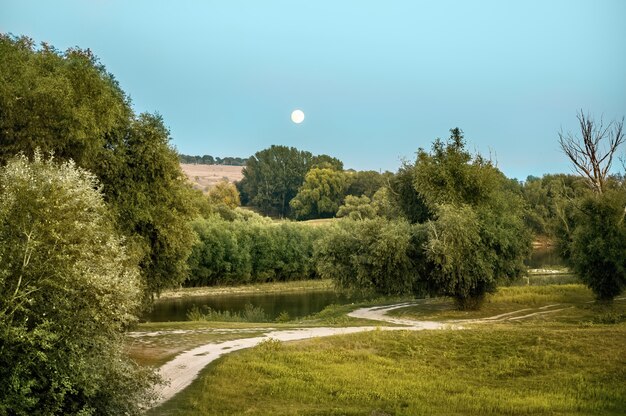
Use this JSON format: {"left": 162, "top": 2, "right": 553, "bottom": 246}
{"left": 148, "top": 285, "right": 626, "bottom": 415}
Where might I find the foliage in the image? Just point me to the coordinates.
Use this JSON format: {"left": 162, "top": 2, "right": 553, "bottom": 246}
{"left": 178, "top": 154, "right": 248, "bottom": 166}
{"left": 388, "top": 162, "right": 431, "bottom": 223}
{"left": 187, "top": 216, "right": 322, "bottom": 286}
{"left": 0, "top": 35, "right": 197, "bottom": 298}
{"left": 102, "top": 114, "right": 198, "bottom": 297}
{"left": 344, "top": 170, "right": 388, "bottom": 198}
{"left": 413, "top": 129, "right": 531, "bottom": 308}
{"left": 0, "top": 154, "right": 157, "bottom": 415}
{"left": 425, "top": 205, "right": 494, "bottom": 309}
{"left": 207, "top": 180, "right": 241, "bottom": 209}
{"left": 290, "top": 168, "right": 349, "bottom": 219}
{"left": 238, "top": 145, "right": 343, "bottom": 217}
{"left": 186, "top": 304, "right": 268, "bottom": 323}
{"left": 0, "top": 35, "right": 131, "bottom": 169}
{"left": 336, "top": 195, "right": 376, "bottom": 220}
{"left": 569, "top": 190, "right": 626, "bottom": 300}
{"left": 314, "top": 218, "right": 418, "bottom": 295}
{"left": 522, "top": 173, "right": 591, "bottom": 238}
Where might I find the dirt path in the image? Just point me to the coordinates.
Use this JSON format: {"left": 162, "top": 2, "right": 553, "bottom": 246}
{"left": 149, "top": 300, "right": 571, "bottom": 407}
{"left": 150, "top": 302, "right": 451, "bottom": 407}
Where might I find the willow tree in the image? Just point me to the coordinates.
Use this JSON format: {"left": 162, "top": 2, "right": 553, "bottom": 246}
{"left": 0, "top": 153, "right": 157, "bottom": 415}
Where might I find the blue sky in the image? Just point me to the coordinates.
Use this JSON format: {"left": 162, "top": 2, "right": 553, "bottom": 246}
{"left": 1, "top": 0, "right": 625, "bottom": 179}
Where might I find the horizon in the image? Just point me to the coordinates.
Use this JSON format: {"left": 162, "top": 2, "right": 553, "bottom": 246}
{"left": 1, "top": 0, "right": 625, "bottom": 180}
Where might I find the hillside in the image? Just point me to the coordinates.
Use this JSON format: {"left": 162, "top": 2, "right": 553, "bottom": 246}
{"left": 180, "top": 164, "right": 244, "bottom": 192}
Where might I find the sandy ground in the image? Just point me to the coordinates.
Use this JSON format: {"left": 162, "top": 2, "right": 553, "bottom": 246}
{"left": 180, "top": 164, "right": 244, "bottom": 192}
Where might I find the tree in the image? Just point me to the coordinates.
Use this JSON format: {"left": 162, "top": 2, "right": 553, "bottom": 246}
{"left": 568, "top": 190, "right": 626, "bottom": 301}
{"left": 388, "top": 162, "right": 431, "bottom": 223}
{"left": 207, "top": 180, "right": 241, "bottom": 209}
{"left": 413, "top": 129, "right": 531, "bottom": 309}
{"left": 559, "top": 111, "right": 625, "bottom": 194}
{"left": 239, "top": 145, "right": 314, "bottom": 217}
{"left": 290, "top": 168, "right": 349, "bottom": 219}
{"left": 102, "top": 114, "right": 198, "bottom": 297}
{"left": 238, "top": 145, "right": 344, "bottom": 217}
{"left": 0, "top": 153, "right": 157, "bottom": 415}
{"left": 0, "top": 36, "right": 198, "bottom": 298}
{"left": 336, "top": 195, "right": 376, "bottom": 220}
{"left": 315, "top": 218, "right": 417, "bottom": 295}
{"left": 425, "top": 204, "right": 494, "bottom": 309}
{"left": 344, "top": 170, "right": 387, "bottom": 198}
{"left": 0, "top": 35, "right": 131, "bottom": 170}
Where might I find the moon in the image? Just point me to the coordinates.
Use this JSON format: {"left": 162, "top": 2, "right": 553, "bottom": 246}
{"left": 291, "top": 109, "right": 305, "bottom": 124}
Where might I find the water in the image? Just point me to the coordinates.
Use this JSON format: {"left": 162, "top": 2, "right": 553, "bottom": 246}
{"left": 147, "top": 247, "right": 570, "bottom": 322}
{"left": 525, "top": 246, "right": 566, "bottom": 269}
{"left": 144, "top": 290, "right": 359, "bottom": 322}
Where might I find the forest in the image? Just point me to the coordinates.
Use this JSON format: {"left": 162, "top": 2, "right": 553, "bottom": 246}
{"left": 0, "top": 34, "right": 625, "bottom": 415}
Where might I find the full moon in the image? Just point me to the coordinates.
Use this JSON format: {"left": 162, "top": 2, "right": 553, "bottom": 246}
{"left": 291, "top": 109, "right": 305, "bottom": 124}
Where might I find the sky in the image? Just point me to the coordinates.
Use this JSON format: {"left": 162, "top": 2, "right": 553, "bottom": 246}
{"left": 1, "top": 1, "right": 625, "bottom": 179}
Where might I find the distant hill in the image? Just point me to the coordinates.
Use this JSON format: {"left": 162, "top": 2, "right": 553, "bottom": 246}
{"left": 179, "top": 154, "right": 248, "bottom": 166}
{"left": 180, "top": 163, "right": 244, "bottom": 193}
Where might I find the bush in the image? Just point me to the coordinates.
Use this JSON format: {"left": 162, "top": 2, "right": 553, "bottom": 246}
{"left": 0, "top": 154, "right": 157, "bottom": 415}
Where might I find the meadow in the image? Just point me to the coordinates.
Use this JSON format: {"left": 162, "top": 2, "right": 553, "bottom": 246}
{"left": 147, "top": 284, "right": 626, "bottom": 416}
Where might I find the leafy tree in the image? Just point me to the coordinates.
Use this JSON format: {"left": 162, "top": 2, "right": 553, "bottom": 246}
{"left": 311, "top": 154, "right": 344, "bottom": 171}
{"left": 239, "top": 145, "right": 314, "bottom": 217}
{"left": 290, "top": 168, "right": 349, "bottom": 219}
{"left": 0, "top": 35, "right": 197, "bottom": 298}
{"left": 207, "top": 180, "right": 241, "bottom": 209}
{"left": 101, "top": 114, "right": 198, "bottom": 297}
{"left": 344, "top": 170, "right": 387, "bottom": 198}
{"left": 0, "top": 153, "right": 157, "bottom": 415}
{"left": 371, "top": 187, "right": 403, "bottom": 219}
{"left": 315, "top": 218, "right": 417, "bottom": 295}
{"left": 336, "top": 195, "right": 376, "bottom": 220}
{"left": 413, "top": 129, "right": 531, "bottom": 308}
{"left": 187, "top": 215, "right": 321, "bottom": 286}
{"left": 388, "top": 162, "right": 431, "bottom": 223}
{"left": 425, "top": 204, "right": 494, "bottom": 309}
{"left": 239, "top": 145, "right": 345, "bottom": 217}
{"left": 568, "top": 191, "right": 626, "bottom": 300}
{"left": 0, "top": 35, "right": 131, "bottom": 169}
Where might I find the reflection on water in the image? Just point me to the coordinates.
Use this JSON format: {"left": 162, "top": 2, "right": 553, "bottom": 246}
{"left": 525, "top": 246, "right": 566, "bottom": 269}
{"left": 147, "top": 247, "right": 572, "bottom": 322}
{"left": 144, "top": 290, "right": 359, "bottom": 322}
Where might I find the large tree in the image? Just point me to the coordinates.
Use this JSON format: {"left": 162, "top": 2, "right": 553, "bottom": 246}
{"left": 239, "top": 145, "right": 342, "bottom": 217}
{"left": 569, "top": 190, "right": 626, "bottom": 301}
{"left": 412, "top": 129, "right": 531, "bottom": 308}
{"left": 558, "top": 112, "right": 626, "bottom": 301}
{"left": 0, "top": 153, "right": 157, "bottom": 415}
{"left": 290, "top": 167, "right": 349, "bottom": 219}
{"left": 0, "top": 35, "right": 197, "bottom": 297}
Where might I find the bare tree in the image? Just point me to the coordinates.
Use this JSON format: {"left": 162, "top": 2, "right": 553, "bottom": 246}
{"left": 559, "top": 111, "right": 625, "bottom": 194}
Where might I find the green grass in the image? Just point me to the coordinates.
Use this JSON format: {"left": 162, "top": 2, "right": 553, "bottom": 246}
{"left": 150, "top": 324, "right": 626, "bottom": 415}
{"left": 148, "top": 285, "right": 626, "bottom": 415}
{"left": 389, "top": 284, "right": 595, "bottom": 321}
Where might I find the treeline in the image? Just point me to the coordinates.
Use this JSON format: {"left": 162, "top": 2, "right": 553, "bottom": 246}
{"left": 1, "top": 32, "right": 624, "bottom": 415}
{"left": 189, "top": 130, "right": 532, "bottom": 311}
{"left": 179, "top": 153, "right": 248, "bottom": 166}
{"left": 237, "top": 145, "right": 389, "bottom": 218}
{"left": 187, "top": 214, "right": 321, "bottom": 286}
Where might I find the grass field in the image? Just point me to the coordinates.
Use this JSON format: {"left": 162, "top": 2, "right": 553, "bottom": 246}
{"left": 148, "top": 285, "right": 626, "bottom": 416}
